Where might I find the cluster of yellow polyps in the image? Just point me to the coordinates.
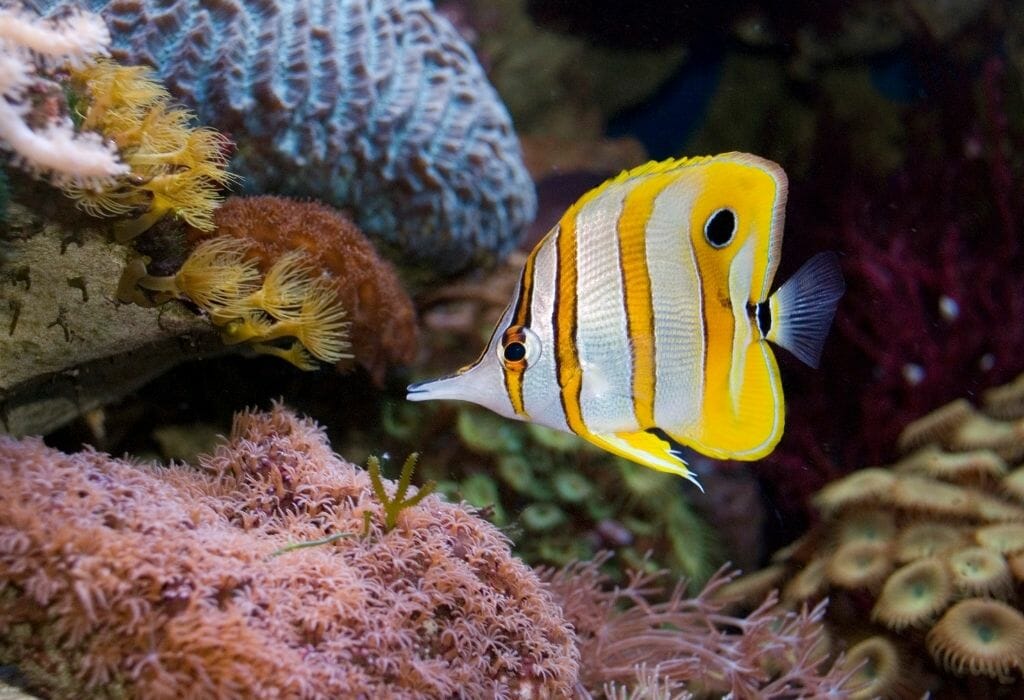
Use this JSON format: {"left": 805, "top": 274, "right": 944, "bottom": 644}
{"left": 64, "top": 59, "right": 234, "bottom": 240}
{"left": 125, "top": 238, "right": 350, "bottom": 369}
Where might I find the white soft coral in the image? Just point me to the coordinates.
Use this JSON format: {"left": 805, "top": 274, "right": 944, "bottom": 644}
{"left": 0, "top": 2, "right": 127, "bottom": 185}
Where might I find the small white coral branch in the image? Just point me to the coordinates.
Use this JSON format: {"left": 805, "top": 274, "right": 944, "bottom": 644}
{"left": 0, "top": 4, "right": 110, "bottom": 67}
{"left": 0, "top": 2, "right": 127, "bottom": 185}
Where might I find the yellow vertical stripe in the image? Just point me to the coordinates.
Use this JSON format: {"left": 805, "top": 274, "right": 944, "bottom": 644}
{"left": 617, "top": 178, "right": 669, "bottom": 428}
{"left": 553, "top": 214, "right": 586, "bottom": 435}
{"left": 679, "top": 159, "right": 784, "bottom": 458}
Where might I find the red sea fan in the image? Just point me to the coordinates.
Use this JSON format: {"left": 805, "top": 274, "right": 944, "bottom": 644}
{"left": 0, "top": 405, "right": 578, "bottom": 698}
{"left": 763, "top": 56, "right": 1024, "bottom": 517}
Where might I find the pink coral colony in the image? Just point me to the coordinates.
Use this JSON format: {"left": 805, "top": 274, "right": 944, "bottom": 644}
{"left": 0, "top": 406, "right": 578, "bottom": 697}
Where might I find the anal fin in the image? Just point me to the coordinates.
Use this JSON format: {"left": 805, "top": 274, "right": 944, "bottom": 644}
{"left": 585, "top": 429, "right": 703, "bottom": 490}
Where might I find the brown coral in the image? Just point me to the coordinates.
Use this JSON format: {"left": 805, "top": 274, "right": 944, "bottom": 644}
{"left": 189, "top": 196, "right": 419, "bottom": 384}
{"left": 897, "top": 398, "right": 974, "bottom": 453}
{"left": 1003, "top": 466, "right": 1024, "bottom": 503}
{"left": 948, "top": 546, "right": 1013, "bottom": 599}
{"left": 926, "top": 599, "right": 1024, "bottom": 682}
{"left": 727, "top": 373, "right": 1024, "bottom": 696}
{"left": 895, "top": 445, "right": 1008, "bottom": 484}
{"left": 895, "top": 522, "right": 967, "bottom": 563}
{"left": 983, "top": 372, "right": 1024, "bottom": 420}
{"left": 888, "top": 475, "right": 974, "bottom": 518}
{"left": 812, "top": 467, "right": 895, "bottom": 515}
{"left": 0, "top": 406, "right": 578, "bottom": 697}
{"left": 826, "top": 541, "right": 892, "bottom": 591}
{"left": 871, "top": 558, "right": 952, "bottom": 631}
{"left": 951, "top": 413, "right": 1024, "bottom": 462}
{"left": 838, "top": 636, "right": 904, "bottom": 700}
{"left": 783, "top": 557, "right": 829, "bottom": 604}
{"left": 974, "top": 523, "right": 1024, "bottom": 555}
{"left": 835, "top": 509, "right": 896, "bottom": 546}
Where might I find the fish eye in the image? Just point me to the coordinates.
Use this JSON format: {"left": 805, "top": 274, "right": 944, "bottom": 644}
{"left": 503, "top": 341, "right": 526, "bottom": 362}
{"left": 498, "top": 325, "right": 541, "bottom": 369}
{"left": 704, "top": 208, "right": 736, "bottom": 248}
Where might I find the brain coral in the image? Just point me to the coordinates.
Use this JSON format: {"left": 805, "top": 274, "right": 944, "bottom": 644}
{"left": 28, "top": 0, "right": 536, "bottom": 272}
{"left": 0, "top": 405, "right": 578, "bottom": 697}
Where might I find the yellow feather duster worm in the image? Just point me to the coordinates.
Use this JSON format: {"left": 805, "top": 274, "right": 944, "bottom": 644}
{"left": 63, "top": 59, "right": 234, "bottom": 239}
{"left": 123, "top": 237, "right": 350, "bottom": 370}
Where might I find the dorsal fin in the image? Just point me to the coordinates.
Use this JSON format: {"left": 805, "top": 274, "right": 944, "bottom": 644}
{"left": 610, "top": 155, "right": 718, "bottom": 183}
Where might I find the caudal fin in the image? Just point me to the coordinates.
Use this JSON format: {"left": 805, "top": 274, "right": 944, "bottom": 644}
{"left": 766, "top": 252, "right": 845, "bottom": 368}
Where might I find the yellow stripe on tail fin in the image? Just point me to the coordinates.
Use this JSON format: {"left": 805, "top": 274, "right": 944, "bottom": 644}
{"left": 766, "top": 252, "right": 845, "bottom": 368}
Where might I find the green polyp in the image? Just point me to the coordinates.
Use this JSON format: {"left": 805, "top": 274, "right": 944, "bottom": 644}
{"left": 623, "top": 515, "right": 658, "bottom": 538}
{"left": 381, "top": 401, "right": 424, "bottom": 441}
{"left": 667, "top": 501, "right": 720, "bottom": 588}
{"left": 521, "top": 503, "right": 567, "bottom": 532}
{"left": 497, "top": 454, "right": 535, "bottom": 494}
{"left": 536, "top": 536, "right": 592, "bottom": 566}
{"left": 619, "top": 546, "right": 662, "bottom": 575}
{"left": 434, "top": 480, "right": 461, "bottom": 502}
{"left": 456, "top": 408, "right": 520, "bottom": 455}
{"left": 585, "top": 499, "right": 615, "bottom": 521}
{"left": 617, "top": 459, "right": 673, "bottom": 497}
{"left": 527, "top": 423, "right": 582, "bottom": 452}
{"left": 459, "top": 473, "right": 507, "bottom": 524}
{"left": 460, "top": 473, "right": 500, "bottom": 509}
{"left": 552, "top": 470, "right": 593, "bottom": 503}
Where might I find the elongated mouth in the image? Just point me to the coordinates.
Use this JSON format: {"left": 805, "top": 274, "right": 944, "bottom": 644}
{"left": 406, "top": 361, "right": 485, "bottom": 402}
{"left": 406, "top": 380, "right": 431, "bottom": 394}
{"left": 406, "top": 374, "right": 459, "bottom": 402}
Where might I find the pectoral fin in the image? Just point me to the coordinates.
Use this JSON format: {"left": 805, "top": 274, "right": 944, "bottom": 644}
{"left": 766, "top": 251, "right": 845, "bottom": 368}
{"left": 585, "top": 429, "right": 703, "bottom": 490}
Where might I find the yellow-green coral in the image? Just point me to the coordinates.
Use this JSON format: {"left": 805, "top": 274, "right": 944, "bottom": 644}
{"left": 122, "top": 237, "right": 350, "bottom": 369}
{"left": 132, "top": 236, "right": 261, "bottom": 307}
{"left": 385, "top": 402, "right": 721, "bottom": 586}
{"left": 64, "top": 59, "right": 234, "bottom": 239}
{"left": 220, "top": 277, "right": 350, "bottom": 362}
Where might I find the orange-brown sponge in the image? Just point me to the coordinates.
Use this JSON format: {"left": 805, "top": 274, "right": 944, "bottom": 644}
{"left": 190, "top": 196, "right": 418, "bottom": 384}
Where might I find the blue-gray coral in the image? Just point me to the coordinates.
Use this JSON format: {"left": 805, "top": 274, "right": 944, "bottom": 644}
{"left": 28, "top": 0, "right": 535, "bottom": 272}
